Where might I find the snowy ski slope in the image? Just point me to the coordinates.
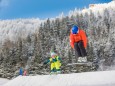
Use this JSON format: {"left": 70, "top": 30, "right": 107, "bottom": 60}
{"left": 3, "top": 70, "right": 115, "bottom": 86}
{"left": 0, "top": 78, "right": 9, "bottom": 86}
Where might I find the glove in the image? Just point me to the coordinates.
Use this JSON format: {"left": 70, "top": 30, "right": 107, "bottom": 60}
{"left": 58, "top": 57, "right": 62, "bottom": 63}
{"left": 43, "top": 61, "right": 47, "bottom": 65}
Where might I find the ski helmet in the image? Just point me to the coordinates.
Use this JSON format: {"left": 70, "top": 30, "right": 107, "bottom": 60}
{"left": 72, "top": 25, "right": 79, "bottom": 34}
{"left": 51, "top": 52, "right": 57, "bottom": 57}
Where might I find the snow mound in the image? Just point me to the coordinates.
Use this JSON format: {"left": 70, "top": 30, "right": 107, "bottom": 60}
{"left": 3, "top": 70, "right": 115, "bottom": 86}
{"left": 0, "top": 78, "right": 9, "bottom": 86}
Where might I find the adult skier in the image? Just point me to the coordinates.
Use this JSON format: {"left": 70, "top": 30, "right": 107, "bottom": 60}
{"left": 69, "top": 25, "right": 88, "bottom": 62}
{"left": 44, "top": 52, "right": 61, "bottom": 74}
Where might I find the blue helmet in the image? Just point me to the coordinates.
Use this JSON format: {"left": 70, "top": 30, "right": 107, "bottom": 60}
{"left": 72, "top": 25, "right": 79, "bottom": 34}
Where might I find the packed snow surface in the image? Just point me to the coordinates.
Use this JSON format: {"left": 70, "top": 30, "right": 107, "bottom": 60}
{"left": 3, "top": 70, "right": 115, "bottom": 86}
{"left": 0, "top": 78, "right": 9, "bottom": 86}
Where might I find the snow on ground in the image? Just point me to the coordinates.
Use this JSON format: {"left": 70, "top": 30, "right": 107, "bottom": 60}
{"left": 0, "top": 78, "right": 9, "bottom": 86}
{"left": 3, "top": 70, "right": 115, "bottom": 86}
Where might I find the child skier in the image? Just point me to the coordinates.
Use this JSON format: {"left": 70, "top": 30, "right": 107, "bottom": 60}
{"left": 44, "top": 52, "right": 61, "bottom": 74}
{"left": 19, "top": 67, "right": 23, "bottom": 76}
{"left": 23, "top": 69, "right": 27, "bottom": 76}
{"left": 69, "top": 25, "right": 88, "bottom": 62}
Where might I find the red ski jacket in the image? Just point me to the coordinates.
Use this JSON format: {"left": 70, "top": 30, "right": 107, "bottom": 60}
{"left": 69, "top": 28, "right": 88, "bottom": 49}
